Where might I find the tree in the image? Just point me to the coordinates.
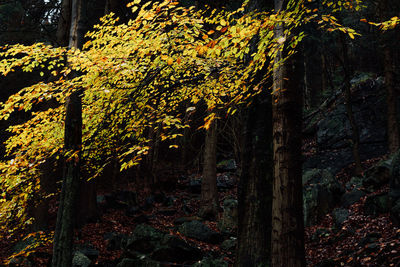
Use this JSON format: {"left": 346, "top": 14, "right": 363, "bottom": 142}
{"left": 236, "top": 92, "right": 273, "bottom": 266}
{"left": 199, "top": 114, "right": 218, "bottom": 219}
{"left": 51, "top": 0, "right": 87, "bottom": 264}
{"left": 270, "top": 0, "right": 305, "bottom": 266}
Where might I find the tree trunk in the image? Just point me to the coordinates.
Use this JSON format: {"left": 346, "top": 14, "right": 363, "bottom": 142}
{"left": 199, "top": 117, "right": 218, "bottom": 219}
{"left": 236, "top": 92, "right": 273, "bottom": 267}
{"left": 271, "top": 1, "right": 305, "bottom": 266}
{"left": 52, "top": 91, "right": 82, "bottom": 267}
{"left": 56, "top": 0, "right": 71, "bottom": 46}
{"left": 52, "top": 0, "right": 86, "bottom": 265}
{"left": 341, "top": 35, "right": 362, "bottom": 176}
{"left": 384, "top": 45, "right": 399, "bottom": 154}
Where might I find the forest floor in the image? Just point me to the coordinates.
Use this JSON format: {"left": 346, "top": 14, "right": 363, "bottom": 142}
{"left": 1, "top": 158, "right": 400, "bottom": 266}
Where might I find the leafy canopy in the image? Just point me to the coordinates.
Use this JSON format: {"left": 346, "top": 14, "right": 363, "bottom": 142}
{"left": 0, "top": 0, "right": 360, "bottom": 244}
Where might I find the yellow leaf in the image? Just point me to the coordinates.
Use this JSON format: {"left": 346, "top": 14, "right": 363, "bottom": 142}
{"left": 167, "top": 57, "right": 173, "bottom": 65}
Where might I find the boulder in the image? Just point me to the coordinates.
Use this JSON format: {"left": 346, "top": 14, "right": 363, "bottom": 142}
{"left": 340, "top": 189, "right": 366, "bottom": 208}
{"left": 75, "top": 243, "right": 99, "bottom": 261}
{"left": 390, "top": 199, "right": 400, "bottom": 224}
{"left": 216, "top": 173, "right": 236, "bottom": 191}
{"left": 104, "top": 232, "right": 127, "bottom": 251}
{"left": 126, "top": 224, "right": 164, "bottom": 253}
{"left": 364, "top": 193, "right": 390, "bottom": 216}
{"left": 72, "top": 251, "right": 91, "bottom": 267}
{"left": 345, "top": 176, "right": 363, "bottom": 191}
{"left": 332, "top": 208, "right": 349, "bottom": 227}
{"left": 303, "top": 169, "right": 344, "bottom": 226}
{"left": 221, "top": 237, "right": 237, "bottom": 251}
{"left": 216, "top": 159, "right": 237, "bottom": 172}
{"left": 218, "top": 198, "right": 238, "bottom": 234}
{"left": 178, "top": 221, "right": 223, "bottom": 244}
{"left": 151, "top": 235, "right": 203, "bottom": 263}
{"left": 362, "top": 162, "right": 391, "bottom": 191}
{"left": 304, "top": 78, "right": 388, "bottom": 174}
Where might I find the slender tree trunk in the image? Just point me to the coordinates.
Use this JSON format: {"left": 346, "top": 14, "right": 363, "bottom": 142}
{"left": 199, "top": 117, "right": 218, "bottom": 219}
{"left": 384, "top": 46, "right": 399, "bottom": 154}
{"left": 341, "top": 35, "right": 362, "bottom": 176}
{"left": 271, "top": 1, "right": 305, "bottom": 266}
{"left": 236, "top": 93, "right": 273, "bottom": 267}
{"left": 52, "top": 0, "right": 86, "bottom": 265}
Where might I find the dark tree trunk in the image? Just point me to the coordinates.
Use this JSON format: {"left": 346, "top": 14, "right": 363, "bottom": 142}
{"left": 384, "top": 46, "right": 399, "bottom": 154}
{"left": 236, "top": 92, "right": 273, "bottom": 267}
{"left": 52, "top": 91, "right": 82, "bottom": 267}
{"left": 199, "top": 117, "right": 218, "bottom": 219}
{"left": 52, "top": 0, "right": 87, "bottom": 265}
{"left": 271, "top": 1, "right": 305, "bottom": 266}
{"left": 340, "top": 35, "right": 362, "bottom": 176}
{"left": 56, "top": 0, "right": 71, "bottom": 46}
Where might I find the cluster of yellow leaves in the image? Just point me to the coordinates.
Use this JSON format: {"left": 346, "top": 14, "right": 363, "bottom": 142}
{"left": 361, "top": 16, "right": 400, "bottom": 31}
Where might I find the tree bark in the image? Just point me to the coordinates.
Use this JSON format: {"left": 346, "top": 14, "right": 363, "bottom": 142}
{"left": 56, "top": 0, "right": 71, "bottom": 46}
{"left": 236, "top": 92, "right": 273, "bottom": 267}
{"left": 199, "top": 117, "right": 218, "bottom": 219}
{"left": 52, "top": 0, "right": 87, "bottom": 265}
{"left": 271, "top": 1, "right": 305, "bottom": 266}
{"left": 340, "top": 35, "right": 362, "bottom": 176}
{"left": 384, "top": 45, "right": 399, "bottom": 154}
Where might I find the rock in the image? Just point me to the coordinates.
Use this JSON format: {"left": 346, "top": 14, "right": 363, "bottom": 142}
{"left": 163, "top": 196, "right": 175, "bottom": 207}
{"left": 332, "top": 208, "right": 349, "bottom": 227}
{"left": 125, "top": 206, "right": 141, "bottom": 217}
{"left": 221, "top": 237, "right": 237, "bottom": 251}
{"left": 303, "top": 169, "right": 344, "bottom": 226}
{"left": 216, "top": 173, "right": 236, "bottom": 191}
{"left": 142, "top": 196, "right": 155, "bottom": 210}
{"left": 104, "top": 232, "right": 127, "bottom": 251}
{"left": 340, "top": 189, "right": 366, "bottom": 208}
{"left": 362, "top": 163, "right": 391, "bottom": 191}
{"left": 216, "top": 159, "right": 237, "bottom": 172}
{"left": 390, "top": 199, "right": 400, "bottom": 224}
{"left": 358, "top": 232, "right": 381, "bottom": 247}
{"left": 151, "top": 234, "right": 203, "bottom": 263}
{"left": 192, "top": 257, "right": 229, "bottom": 267}
{"left": 105, "top": 190, "right": 138, "bottom": 209}
{"left": 72, "top": 251, "right": 91, "bottom": 267}
{"left": 126, "top": 224, "right": 164, "bottom": 253}
{"left": 75, "top": 243, "right": 99, "bottom": 261}
{"left": 178, "top": 221, "right": 222, "bottom": 244}
{"left": 304, "top": 78, "right": 388, "bottom": 174}
{"left": 116, "top": 258, "right": 161, "bottom": 267}
{"left": 218, "top": 198, "right": 238, "bottom": 234}
{"left": 189, "top": 178, "right": 202, "bottom": 194}
{"left": 364, "top": 193, "right": 390, "bottom": 216}
{"left": 345, "top": 176, "right": 363, "bottom": 191}
{"left": 96, "top": 195, "right": 106, "bottom": 204}
{"left": 8, "top": 257, "right": 32, "bottom": 267}
{"left": 365, "top": 243, "right": 379, "bottom": 253}
{"left": 182, "top": 204, "right": 193, "bottom": 215}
